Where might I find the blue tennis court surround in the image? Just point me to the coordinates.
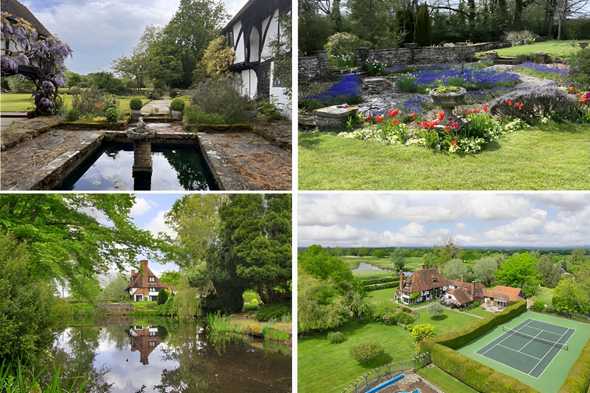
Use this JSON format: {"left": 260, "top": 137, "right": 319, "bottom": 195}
{"left": 477, "top": 319, "right": 575, "bottom": 377}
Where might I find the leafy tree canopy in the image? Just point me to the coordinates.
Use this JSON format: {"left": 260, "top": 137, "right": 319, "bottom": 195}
{"left": 496, "top": 252, "right": 540, "bottom": 297}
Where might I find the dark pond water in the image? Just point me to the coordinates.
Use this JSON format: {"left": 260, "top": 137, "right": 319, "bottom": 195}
{"left": 50, "top": 321, "right": 291, "bottom": 393}
{"left": 59, "top": 143, "right": 217, "bottom": 191}
{"left": 352, "top": 262, "right": 387, "bottom": 273}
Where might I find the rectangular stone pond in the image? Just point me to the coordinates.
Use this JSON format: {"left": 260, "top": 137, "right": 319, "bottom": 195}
{"left": 58, "top": 142, "right": 218, "bottom": 191}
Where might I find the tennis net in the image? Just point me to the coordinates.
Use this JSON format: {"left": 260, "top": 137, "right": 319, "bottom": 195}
{"left": 502, "top": 327, "right": 569, "bottom": 351}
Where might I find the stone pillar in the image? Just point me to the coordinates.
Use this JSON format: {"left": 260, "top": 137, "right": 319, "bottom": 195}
{"left": 133, "top": 141, "right": 152, "bottom": 190}
{"left": 356, "top": 47, "right": 370, "bottom": 70}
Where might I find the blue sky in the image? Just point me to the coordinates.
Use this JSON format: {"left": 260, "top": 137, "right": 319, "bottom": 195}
{"left": 23, "top": 0, "right": 247, "bottom": 74}
{"left": 299, "top": 193, "right": 590, "bottom": 248}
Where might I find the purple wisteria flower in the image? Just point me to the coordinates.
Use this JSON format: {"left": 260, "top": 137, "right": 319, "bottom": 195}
{"left": 1, "top": 56, "right": 18, "bottom": 74}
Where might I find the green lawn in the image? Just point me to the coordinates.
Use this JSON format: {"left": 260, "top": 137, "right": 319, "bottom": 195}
{"left": 298, "top": 321, "right": 416, "bottom": 393}
{"left": 534, "top": 286, "right": 555, "bottom": 305}
{"left": 366, "top": 288, "right": 394, "bottom": 306}
{"left": 343, "top": 256, "right": 424, "bottom": 272}
{"left": 414, "top": 308, "right": 482, "bottom": 336}
{"left": 299, "top": 124, "right": 590, "bottom": 190}
{"left": 418, "top": 366, "right": 479, "bottom": 393}
{"left": 484, "top": 40, "right": 583, "bottom": 58}
{"left": 0, "top": 93, "right": 147, "bottom": 115}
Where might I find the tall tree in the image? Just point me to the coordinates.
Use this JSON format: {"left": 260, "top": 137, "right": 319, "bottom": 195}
{"left": 496, "top": 252, "right": 540, "bottom": 297}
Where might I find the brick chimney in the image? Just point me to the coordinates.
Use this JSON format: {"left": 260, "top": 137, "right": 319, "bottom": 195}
{"left": 399, "top": 272, "right": 404, "bottom": 290}
{"left": 140, "top": 260, "right": 149, "bottom": 272}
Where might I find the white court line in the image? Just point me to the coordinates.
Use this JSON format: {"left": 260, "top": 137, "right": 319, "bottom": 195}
{"left": 496, "top": 343, "right": 543, "bottom": 361}
{"left": 480, "top": 319, "right": 532, "bottom": 356}
{"left": 529, "top": 327, "right": 573, "bottom": 376}
{"left": 515, "top": 328, "right": 545, "bottom": 352}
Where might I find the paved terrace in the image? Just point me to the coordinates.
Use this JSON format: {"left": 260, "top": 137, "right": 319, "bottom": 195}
{"left": 1, "top": 119, "right": 291, "bottom": 190}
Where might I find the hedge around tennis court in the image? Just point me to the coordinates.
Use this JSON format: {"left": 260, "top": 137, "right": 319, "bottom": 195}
{"left": 559, "top": 337, "right": 590, "bottom": 393}
{"left": 433, "top": 300, "right": 527, "bottom": 349}
{"left": 419, "top": 301, "right": 533, "bottom": 393}
{"left": 429, "top": 343, "right": 539, "bottom": 393}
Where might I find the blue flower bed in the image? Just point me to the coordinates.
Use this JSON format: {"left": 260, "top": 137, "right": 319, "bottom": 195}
{"left": 308, "top": 74, "right": 362, "bottom": 102}
{"left": 519, "top": 62, "right": 569, "bottom": 77}
{"left": 411, "top": 68, "right": 520, "bottom": 89}
{"left": 403, "top": 95, "right": 429, "bottom": 114}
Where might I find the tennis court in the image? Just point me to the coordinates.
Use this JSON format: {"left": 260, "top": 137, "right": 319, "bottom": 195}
{"left": 476, "top": 319, "right": 575, "bottom": 377}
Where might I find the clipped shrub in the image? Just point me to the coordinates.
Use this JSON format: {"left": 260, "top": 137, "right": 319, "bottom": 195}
{"left": 255, "top": 304, "right": 291, "bottom": 322}
{"left": 382, "top": 311, "right": 400, "bottom": 325}
{"left": 169, "top": 90, "right": 179, "bottom": 99}
{"left": 327, "top": 331, "right": 346, "bottom": 344}
{"left": 129, "top": 98, "right": 143, "bottom": 110}
{"left": 396, "top": 311, "right": 416, "bottom": 325}
{"left": 191, "top": 78, "right": 253, "bottom": 123}
{"left": 325, "top": 32, "right": 364, "bottom": 70}
{"left": 105, "top": 107, "right": 119, "bottom": 123}
{"left": 559, "top": 338, "right": 590, "bottom": 393}
{"left": 170, "top": 98, "right": 185, "bottom": 112}
{"left": 350, "top": 342, "right": 385, "bottom": 364}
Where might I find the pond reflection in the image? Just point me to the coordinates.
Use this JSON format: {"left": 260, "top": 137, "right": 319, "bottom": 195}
{"left": 50, "top": 321, "right": 291, "bottom": 393}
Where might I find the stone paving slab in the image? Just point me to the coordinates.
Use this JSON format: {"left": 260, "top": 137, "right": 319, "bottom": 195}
{"left": 1, "top": 129, "right": 105, "bottom": 190}
{"left": 197, "top": 132, "right": 291, "bottom": 191}
{"left": 141, "top": 99, "right": 171, "bottom": 116}
{"left": 1, "top": 116, "right": 62, "bottom": 150}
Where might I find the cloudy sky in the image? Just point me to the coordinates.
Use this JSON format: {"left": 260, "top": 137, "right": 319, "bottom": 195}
{"left": 23, "top": 0, "right": 247, "bottom": 74}
{"left": 299, "top": 192, "right": 590, "bottom": 249}
{"left": 125, "top": 193, "right": 180, "bottom": 276}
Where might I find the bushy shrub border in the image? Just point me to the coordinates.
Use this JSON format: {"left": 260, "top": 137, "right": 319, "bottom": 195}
{"left": 429, "top": 343, "right": 538, "bottom": 393}
{"left": 365, "top": 282, "right": 398, "bottom": 291}
{"left": 358, "top": 276, "right": 399, "bottom": 285}
{"left": 559, "top": 338, "right": 590, "bottom": 393}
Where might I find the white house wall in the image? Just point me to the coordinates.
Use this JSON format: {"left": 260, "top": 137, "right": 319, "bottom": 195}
{"left": 249, "top": 27, "right": 260, "bottom": 62}
{"left": 260, "top": 12, "right": 276, "bottom": 61}
{"left": 233, "top": 21, "right": 244, "bottom": 63}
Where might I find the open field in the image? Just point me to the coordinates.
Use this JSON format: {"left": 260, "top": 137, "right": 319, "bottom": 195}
{"left": 298, "top": 322, "right": 416, "bottom": 393}
{"left": 485, "top": 40, "right": 583, "bottom": 58}
{"left": 299, "top": 124, "right": 590, "bottom": 190}
{"left": 343, "top": 256, "right": 424, "bottom": 271}
{"left": 417, "top": 366, "right": 479, "bottom": 393}
{"left": 534, "top": 287, "right": 555, "bottom": 304}
{"left": 0, "top": 93, "right": 148, "bottom": 115}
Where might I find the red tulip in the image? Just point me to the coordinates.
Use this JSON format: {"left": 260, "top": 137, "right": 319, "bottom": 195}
{"left": 366, "top": 115, "right": 372, "bottom": 123}
{"left": 505, "top": 99, "right": 513, "bottom": 106}
{"left": 437, "top": 111, "right": 446, "bottom": 121}
{"left": 388, "top": 108, "right": 400, "bottom": 118}
{"left": 483, "top": 104, "right": 489, "bottom": 113}
{"left": 375, "top": 115, "right": 384, "bottom": 123}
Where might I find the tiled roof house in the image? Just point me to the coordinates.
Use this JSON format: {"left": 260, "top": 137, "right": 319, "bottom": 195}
{"left": 126, "top": 260, "right": 168, "bottom": 302}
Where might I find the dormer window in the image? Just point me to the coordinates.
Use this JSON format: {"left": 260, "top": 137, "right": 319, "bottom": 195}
{"left": 148, "top": 276, "right": 155, "bottom": 283}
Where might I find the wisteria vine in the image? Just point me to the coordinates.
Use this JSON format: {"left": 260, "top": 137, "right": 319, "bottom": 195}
{"left": 1, "top": 12, "right": 72, "bottom": 115}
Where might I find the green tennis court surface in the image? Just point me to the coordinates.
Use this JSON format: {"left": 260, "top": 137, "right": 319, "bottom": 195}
{"left": 476, "top": 319, "right": 575, "bottom": 377}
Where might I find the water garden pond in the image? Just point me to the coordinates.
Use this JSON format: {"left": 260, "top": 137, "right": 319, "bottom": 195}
{"left": 50, "top": 321, "right": 291, "bottom": 393}
{"left": 59, "top": 143, "right": 218, "bottom": 191}
{"left": 352, "top": 262, "right": 388, "bottom": 273}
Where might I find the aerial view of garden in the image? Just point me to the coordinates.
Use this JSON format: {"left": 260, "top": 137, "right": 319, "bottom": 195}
{"left": 299, "top": 1, "right": 590, "bottom": 190}
{"left": 1, "top": 0, "right": 292, "bottom": 191}
{"left": 297, "top": 193, "right": 590, "bottom": 393}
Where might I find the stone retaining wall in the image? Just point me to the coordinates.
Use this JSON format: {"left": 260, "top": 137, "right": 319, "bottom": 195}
{"left": 299, "top": 42, "right": 511, "bottom": 81}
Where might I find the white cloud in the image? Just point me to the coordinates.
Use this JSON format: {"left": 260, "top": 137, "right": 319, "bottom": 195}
{"left": 144, "top": 210, "right": 176, "bottom": 238}
{"left": 130, "top": 197, "right": 155, "bottom": 217}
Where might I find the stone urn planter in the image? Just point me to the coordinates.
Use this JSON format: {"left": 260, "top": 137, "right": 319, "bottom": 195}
{"left": 430, "top": 87, "right": 467, "bottom": 116}
{"left": 131, "top": 109, "right": 142, "bottom": 121}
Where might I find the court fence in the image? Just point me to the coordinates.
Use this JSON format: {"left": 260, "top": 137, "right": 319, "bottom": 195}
{"left": 341, "top": 353, "right": 431, "bottom": 393}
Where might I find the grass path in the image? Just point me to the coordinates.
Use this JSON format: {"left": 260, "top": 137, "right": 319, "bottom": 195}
{"left": 299, "top": 124, "right": 590, "bottom": 190}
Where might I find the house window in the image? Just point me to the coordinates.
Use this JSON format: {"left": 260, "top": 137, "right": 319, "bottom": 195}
{"left": 150, "top": 287, "right": 156, "bottom": 292}
{"left": 227, "top": 30, "right": 234, "bottom": 48}
{"left": 148, "top": 276, "right": 155, "bottom": 283}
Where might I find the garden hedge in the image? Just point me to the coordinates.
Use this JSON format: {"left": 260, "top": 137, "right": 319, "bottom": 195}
{"left": 364, "top": 282, "right": 398, "bottom": 291}
{"left": 358, "top": 276, "right": 398, "bottom": 285}
{"left": 434, "top": 301, "right": 527, "bottom": 349}
{"left": 429, "top": 343, "right": 539, "bottom": 393}
{"left": 559, "top": 337, "right": 590, "bottom": 393}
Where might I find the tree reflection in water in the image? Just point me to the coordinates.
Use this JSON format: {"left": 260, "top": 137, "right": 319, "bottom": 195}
{"left": 45, "top": 320, "right": 290, "bottom": 393}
